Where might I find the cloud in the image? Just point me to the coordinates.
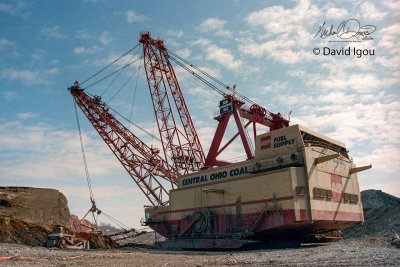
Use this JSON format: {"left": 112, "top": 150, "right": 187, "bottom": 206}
{"left": 41, "top": 25, "right": 67, "bottom": 39}
{"left": 291, "top": 96, "right": 400, "bottom": 151}
{"left": 198, "top": 17, "right": 231, "bottom": 37}
{"left": 100, "top": 31, "right": 112, "bottom": 45}
{"left": 0, "top": 0, "right": 30, "bottom": 18}
{"left": 355, "top": 145, "right": 400, "bottom": 174}
{"left": 0, "top": 38, "right": 19, "bottom": 56}
{"left": 378, "top": 23, "right": 400, "bottom": 58}
{"left": 0, "top": 38, "right": 16, "bottom": 49}
{"left": 0, "top": 67, "right": 58, "bottom": 85}
{"left": 74, "top": 46, "right": 103, "bottom": 55}
{"left": 242, "top": 0, "right": 321, "bottom": 64}
{"left": 187, "top": 86, "right": 220, "bottom": 112}
{"left": 326, "top": 7, "right": 349, "bottom": 19}
{"left": 360, "top": 180, "right": 400, "bottom": 198}
{"left": 239, "top": 38, "right": 313, "bottom": 64}
{"left": 126, "top": 10, "right": 149, "bottom": 23}
{"left": 175, "top": 48, "right": 191, "bottom": 58}
{"left": 205, "top": 45, "right": 242, "bottom": 70}
{"left": 376, "top": 55, "right": 400, "bottom": 69}
{"left": 360, "top": 2, "right": 388, "bottom": 21}
{"left": 192, "top": 38, "right": 211, "bottom": 47}
{"left": 3, "top": 91, "right": 17, "bottom": 101}
{"left": 261, "top": 81, "right": 288, "bottom": 94}
{"left": 76, "top": 29, "right": 91, "bottom": 40}
{"left": 0, "top": 120, "right": 121, "bottom": 181}
{"left": 31, "top": 49, "right": 45, "bottom": 60}
{"left": 245, "top": 0, "right": 321, "bottom": 34}
{"left": 167, "top": 30, "right": 184, "bottom": 38}
{"left": 17, "top": 112, "right": 39, "bottom": 120}
{"left": 382, "top": 0, "right": 400, "bottom": 14}
{"left": 191, "top": 38, "right": 242, "bottom": 70}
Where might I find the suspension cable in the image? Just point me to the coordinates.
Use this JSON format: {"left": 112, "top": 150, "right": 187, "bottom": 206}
{"left": 84, "top": 56, "right": 143, "bottom": 90}
{"left": 129, "top": 62, "right": 141, "bottom": 122}
{"left": 74, "top": 100, "right": 95, "bottom": 203}
{"left": 168, "top": 56, "right": 226, "bottom": 96}
{"left": 101, "top": 48, "right": 142, "bottom": 97}
{"left": 108, "top": 56, "right": 143, "bottom": 104}
{"left": 109, "top": 75, "right": 134, "bottom": 104}
{"left": 80, "top": 43, "right": 141, "bottom": 86}
{"left": 167, "top": 49, "right": 231, "bottom": 90}
{"left": 109, "top": 106, "right": 162, "bottom": 142}
{"left": 84, "top": 89, "right": 161, "bottom": 142}
{"left": 165, "top": 47, "right": 258, "bottom": 107}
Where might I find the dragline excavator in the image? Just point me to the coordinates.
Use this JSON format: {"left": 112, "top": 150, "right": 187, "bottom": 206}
{"left": 69, "top": 32, "right": 371, "bottom": 249}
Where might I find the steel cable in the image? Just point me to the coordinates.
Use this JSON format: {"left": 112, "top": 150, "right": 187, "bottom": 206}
{"left": 80, "top": 43, "right": 141, "bottom": 86}
{"left": 74, "top": 100, "right": 95, "bottom": 203}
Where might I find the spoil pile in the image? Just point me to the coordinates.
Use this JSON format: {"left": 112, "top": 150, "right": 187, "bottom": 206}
{"left": 0, "top": 187, "right": 70, "bottom": 246}
{"left": 0, "top": 217, "right": 51, "bottom": 246}
{"left": 0, "top": 187, "right": 119, "bottom": 248}
{"left": 89, "top": 232, "right": 119, "bottom": 249}
{"left": 342, "top": 189, "right": 400, "bottom": 242}
{"left": 0, "top": 187, "right": 70, "bottom": 226}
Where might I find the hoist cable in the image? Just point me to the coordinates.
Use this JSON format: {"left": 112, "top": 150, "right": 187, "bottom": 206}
{"left": 74, "top": 100, "right": 95, "bottom": 203}
{"left": 107, "top": 57, "right": 143, "bottom": 104}
{"left": 129, "top": 62, "right": 141, "bottom": 122}
{"left": 84, "top": 55, "right": 143, "bottom": 90}
{"left": 165, "top": 47, "right": 258, "bottom": 106}
{"left": 167, "top": 49, "right": 231, "bottom": 91}
{"left": 101, "top": 47, "right": 142, "bottom": 97}
{"left": 109, "top": 106, "right": 162, "bottom": 142}
{"left": 80, "top": 43, "right": 141, "bottom": 86}
{"left": 108, "top": 74, "right": 134, "bottom": 104}
{"left": 101, "top": 67, "right": 124, "bottom": 97}
{"left": 168, "top": 56, "right": 226, "bottom": 96}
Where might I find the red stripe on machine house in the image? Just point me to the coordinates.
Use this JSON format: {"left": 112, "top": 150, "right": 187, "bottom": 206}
{"left": 260, "top": 135, "right": 271, "bottom": 150}
{"left": 157, "top": 195, "right": 295, "bottom": 215}
{"left": 311, "top": 209, "right": 364, "bottom": 222}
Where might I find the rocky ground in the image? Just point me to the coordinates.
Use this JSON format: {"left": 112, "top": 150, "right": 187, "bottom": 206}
{"left": 0, "top": 188, "right": 399, "bottom": 266}
{"left": 0, "top": 237, "right": 399, "bottom": 266}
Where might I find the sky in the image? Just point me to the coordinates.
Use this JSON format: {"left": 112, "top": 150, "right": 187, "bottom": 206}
{"left": 0, "top": 0, "right": 399, "bottom": 229}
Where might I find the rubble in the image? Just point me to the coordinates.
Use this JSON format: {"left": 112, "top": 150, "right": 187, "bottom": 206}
{"left": 342, "top": 189, "right": 400, "bottom": 244}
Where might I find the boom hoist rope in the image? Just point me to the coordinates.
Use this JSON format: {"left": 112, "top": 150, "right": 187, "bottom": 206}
{"left": 78, "top": 45, "right": 158, "bottom": 141}
{"left": 165, "top": 48, "right": 285, "bottom": 120}
{"left": 166, "top": 49, "right": 254, "bottom": 104}
{"left": 101, "top": 48, "right": 142, "bottom": 98}
{"left": 84, "top": 55, "right": 143, "bottom": 90}
{"left": 80, "top": 43, "right": 141, "bottom": 86}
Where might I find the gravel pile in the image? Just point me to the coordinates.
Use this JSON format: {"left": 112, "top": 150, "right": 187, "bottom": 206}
{"left": 342, "top": 190, "right": 400, "bottom": 240}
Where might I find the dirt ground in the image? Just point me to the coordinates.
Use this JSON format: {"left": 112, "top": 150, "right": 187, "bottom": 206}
{"left": 0, "top": 237, "right": 399, "bottom": 266}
